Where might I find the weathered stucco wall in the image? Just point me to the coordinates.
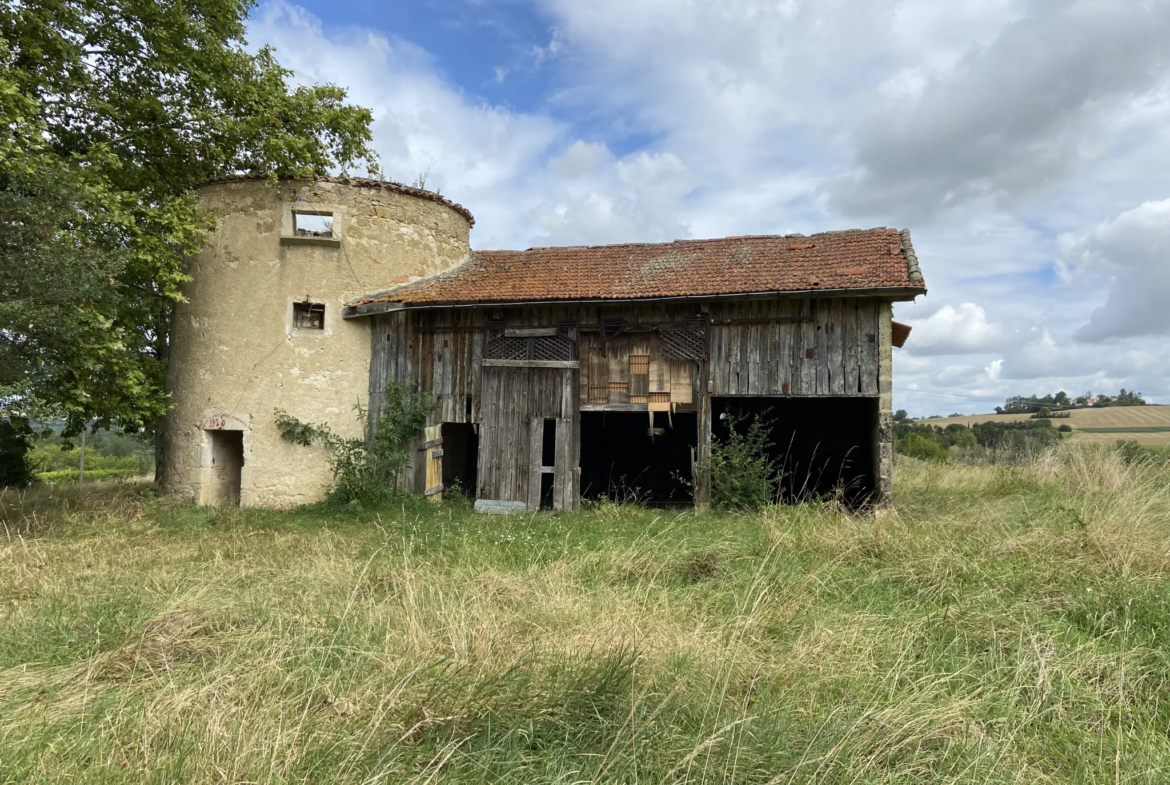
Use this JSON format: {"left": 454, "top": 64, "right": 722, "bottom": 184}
{"left": 161, "top": 178, "right": 472, "bottom": 507}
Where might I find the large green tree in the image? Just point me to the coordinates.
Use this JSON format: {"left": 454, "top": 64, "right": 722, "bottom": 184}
{"left": 0, "top": 0, "right": 377, "bottom": 442}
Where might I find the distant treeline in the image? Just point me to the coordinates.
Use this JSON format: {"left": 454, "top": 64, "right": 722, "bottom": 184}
{"left": 895, "top": 419, "right": 1062, "bottom": 462}
{"left": 997, "top": 389, "right": 1146, "bottom": 414}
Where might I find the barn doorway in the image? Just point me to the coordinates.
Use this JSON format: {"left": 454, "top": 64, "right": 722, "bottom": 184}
{"left": 580, "top": 411, "right": 697, "bottom": 506}
{"left": 204, "top": 429, "right": 243, "bottom": 506}
{"left": 711, "top": 397, "right": 878, "bottom": 507}
{"left": 440, "top": 423, "right": 479, "bottom": 499}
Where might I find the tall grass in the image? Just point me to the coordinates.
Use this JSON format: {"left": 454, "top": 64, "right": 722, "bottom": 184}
{"left": 2, "top": 445, "right": 1170, "bottom": 783}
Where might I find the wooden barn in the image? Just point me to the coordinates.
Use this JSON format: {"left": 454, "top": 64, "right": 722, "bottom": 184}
{"left": 344, "top": 229, "right": 926, "bottom": 511}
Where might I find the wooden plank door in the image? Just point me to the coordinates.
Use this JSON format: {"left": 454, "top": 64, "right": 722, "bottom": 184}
{"left": 423, "top": 424, "right": 443, "bottom": 502}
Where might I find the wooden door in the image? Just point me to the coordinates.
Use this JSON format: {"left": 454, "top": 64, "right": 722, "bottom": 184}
{"left": 423, "top": 424, "right": 443, "bottom": 502}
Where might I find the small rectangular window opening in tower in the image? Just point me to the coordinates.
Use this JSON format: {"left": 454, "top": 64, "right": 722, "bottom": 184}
{"left": 294, "top": 212, "right": 333, "bottom": 238}
{"left": 293, "top": 301, "right": 325, "bottom": 330}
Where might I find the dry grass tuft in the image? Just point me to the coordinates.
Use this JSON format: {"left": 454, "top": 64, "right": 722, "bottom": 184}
{"left": 674, "top": 547, "right": 728, "bottom": 583}
{"left": 95, "top": 608, "right": 222, "bottom": 682}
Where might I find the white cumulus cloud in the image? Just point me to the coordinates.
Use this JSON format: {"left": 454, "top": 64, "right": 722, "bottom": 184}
{"left": 1061, "top": 199, "right": 1170, "bottom": 342}
{"left": 902, "top": 304, "right": 1011, "bottom": 356}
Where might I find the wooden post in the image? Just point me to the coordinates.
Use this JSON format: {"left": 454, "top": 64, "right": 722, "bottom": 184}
{"left": 527, "top": 418, "right": 543, "bottom": 511}
{"left": 695, "top": 361, "right": 712, "bottom": 513}
{"left": 876, "top": 301, "right": 894, "bottom": 507}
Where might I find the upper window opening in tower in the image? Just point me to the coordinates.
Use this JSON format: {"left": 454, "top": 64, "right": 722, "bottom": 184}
{"left": 294, "top": 212, "right": 333, "bottom": 238}
{"left": 293, "top": 301, "right": 325, "bottom": 330}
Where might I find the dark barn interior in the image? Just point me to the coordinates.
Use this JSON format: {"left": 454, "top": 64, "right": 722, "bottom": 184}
{"left": 580, "top": 412, "right": 697, "bottom": 506}
{"left": 711, "top": 397, "right": 879, "bottom": 506}
{"left": 440, "top": 422, "right": 479, "bottom": 498}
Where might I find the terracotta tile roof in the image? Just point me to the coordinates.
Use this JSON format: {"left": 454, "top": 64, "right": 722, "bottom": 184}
{"left": 351, "top": 228, "right": 925, "bottom": 309}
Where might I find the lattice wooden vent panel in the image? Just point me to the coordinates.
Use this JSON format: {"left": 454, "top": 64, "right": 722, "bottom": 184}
{"left": 532, "top": 335, "right": 575, "bottom": 361}
{"left": 607, "top": 382, "right": 629, "bottom": 392}
{"left": 649, "top": 392, "right": 670, "bottom": 403}
{"left": 588, "top": 386, "right": 609, "bottom": 403}
{"left": 661, "top": 329, "right": 707, "bottom": 360}
{"left": 629, "top": 355, "right": 649, "bottom": 374}
{"left": 484, "top": 336, "right": 528, "bottom": 360}
{"left": 485, "top": 334, "right": 575, "bottom": 361}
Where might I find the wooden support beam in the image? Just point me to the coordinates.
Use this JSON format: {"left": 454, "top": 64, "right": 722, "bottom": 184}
{"left": 580, "top": 403, "right": 648, "bottom": 412}
{"left": 482, "top": 359, "right": 579, "bottom": 369}
{"left": 505, "top": 327, "right": 558, "bottom": 337}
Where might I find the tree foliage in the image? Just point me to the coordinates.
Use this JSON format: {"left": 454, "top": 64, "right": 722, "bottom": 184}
{"left": 999, "top": 388, "right": 1147, "bottom": 414}
{"left": 0, "top": 417, "right": 36, "bottom": 487}
{"left": 0, "top": 0, "right": 377, "bottom": 438}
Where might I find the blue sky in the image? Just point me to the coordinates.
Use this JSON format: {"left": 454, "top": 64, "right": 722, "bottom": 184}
{"left": 287, "top": 1, "right": 559, "bottom": 113}
{"left": 249, "top": 0, "right": 1170, "bottom": 415}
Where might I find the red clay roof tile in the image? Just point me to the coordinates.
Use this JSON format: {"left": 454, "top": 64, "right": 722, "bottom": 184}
{"left": 351, "top": 228, "right": 925, "bottom": 308}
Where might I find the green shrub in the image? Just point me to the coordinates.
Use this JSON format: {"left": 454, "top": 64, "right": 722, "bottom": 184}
{"left": 0, "top": 418, "right": 37, "bottom": 487}
{"left": 972, "top": 419, "right": 1060, "bottom": 460}
{"left": 893, "top": 422, "right": 973, "bottom": 460}
{"left": 710, "top": 410, "right": 777, "bottom": 510}
{"left": 29, "top": 446, "right": 152, "bottom": 474}
{"left": 898, "top": 432, "right": 948, "bottom": 462}
{"left": 1116, "top": 439, "right": 1155, "bottom": 466}
{"left": 275, "top": 380, "right": 434, "bottom": 506}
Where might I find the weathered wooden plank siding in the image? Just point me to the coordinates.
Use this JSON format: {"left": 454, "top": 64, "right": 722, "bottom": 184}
{"left": 369, "top": 295, "right": 888, "bottom": 507}
{"left": 850, "top": 303, "right": 865, "bottom": 395}
{"left": 372, "top": 298, "right": 884, "bottom": 413}
{"left": 860, "top": 300, "right": 880, "bottom": 396}
{"left": 703, "top": 297, "right": 881, "bottom": 397}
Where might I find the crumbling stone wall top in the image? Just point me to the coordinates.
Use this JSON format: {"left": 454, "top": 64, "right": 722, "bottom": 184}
{"left": 196, "top": 174, "right": 475, "bottom": 226}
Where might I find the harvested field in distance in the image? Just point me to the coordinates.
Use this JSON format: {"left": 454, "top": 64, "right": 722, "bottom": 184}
{"left": 925, "top": 405, "right": 1170, "bottom": 445}
{"left": 3, "top": 447, "right": 1170, "bottom": 784}
{"left": 927, "top": 404, "right": 1170, "bottom": 429}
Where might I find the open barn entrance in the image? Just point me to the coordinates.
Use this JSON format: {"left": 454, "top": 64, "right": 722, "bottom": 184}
{"left": 711, "top": 397, "right": 879, "bottom": 507}
{"left": 580, "top": 411, "right": 696, "bottom": 506}
{"left": 441, "top": 423, "right": 479, "bottom": 498}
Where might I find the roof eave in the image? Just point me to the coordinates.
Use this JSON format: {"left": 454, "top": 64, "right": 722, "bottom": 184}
{"left": 342, "top": 285, "right": 927, "bottom": 319}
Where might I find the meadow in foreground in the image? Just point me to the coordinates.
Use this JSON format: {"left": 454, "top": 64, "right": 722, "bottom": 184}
{"left": 2, "top": 447, "right": 1170, "bottom": 784}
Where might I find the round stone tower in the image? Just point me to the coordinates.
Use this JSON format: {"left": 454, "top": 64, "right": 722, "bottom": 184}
{"left": 161, "top": 177, "right": 473, "bottom": 507}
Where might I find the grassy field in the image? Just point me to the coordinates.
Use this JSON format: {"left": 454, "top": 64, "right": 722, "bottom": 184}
{"left": 3, "top": 448, "right": 1170, "bottom": 783}
{"left": 926, "top": 405, "right": 1170, "bottom": 447}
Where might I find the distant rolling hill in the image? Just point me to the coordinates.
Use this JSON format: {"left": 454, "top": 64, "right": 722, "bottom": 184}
{"left": 921, "top": 405, "right": 1170, "bottom": 445}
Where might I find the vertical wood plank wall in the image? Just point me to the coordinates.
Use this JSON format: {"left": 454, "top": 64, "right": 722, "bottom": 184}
{"left": 703, "top": 298, "right": 881, "bottom": 397}
{"left": 368, "top": 296, "right": 892, "bottom": 508}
